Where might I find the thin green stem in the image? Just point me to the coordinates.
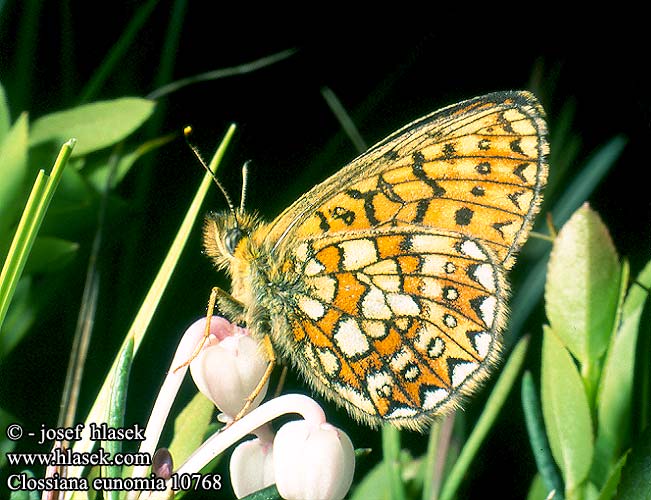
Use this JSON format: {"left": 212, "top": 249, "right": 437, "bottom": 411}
{"left": 439, "top": 335, "right": 530, "bottom": 500}
{"left": 422, "top": 421, "right": 442, "bottom": 500}
{"left": 382, "top": 424, "right": 406, "bottom": 500}
{"left": 78, "top": 0, "right": 158, "bottom": 103}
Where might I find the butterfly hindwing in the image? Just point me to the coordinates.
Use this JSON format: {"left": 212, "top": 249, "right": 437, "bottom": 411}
{"left": 274, "top": 226, "right": 507, "bottom": 430}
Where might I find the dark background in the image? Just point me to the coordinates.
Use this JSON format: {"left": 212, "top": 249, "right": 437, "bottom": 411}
{"left": 1, "top": 3, "right": 649, "bottom": 498}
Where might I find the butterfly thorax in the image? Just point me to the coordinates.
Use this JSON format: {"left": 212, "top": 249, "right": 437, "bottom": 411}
{"left": 203, "top": 210, "right": 301, "bottom": 343}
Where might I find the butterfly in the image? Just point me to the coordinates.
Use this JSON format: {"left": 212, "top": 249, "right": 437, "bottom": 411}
{"left": 203, "top": 91, "right": 549, "bottom": 431}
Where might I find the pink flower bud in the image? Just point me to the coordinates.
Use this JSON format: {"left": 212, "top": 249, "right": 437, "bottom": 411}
{"left": 189, "top": 317, "right": 269, "bottom": 419}
{"left": 273, "top": 420, "right": 355, "bottom": 500}
{"left": 230, "top": 437, "right": 275, "bottom": 498}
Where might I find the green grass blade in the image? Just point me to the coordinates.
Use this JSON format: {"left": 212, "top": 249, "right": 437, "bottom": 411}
{"left": 551, "top": 135, "right": 626, "bottom": 227}
{"left": 147, "top": 48, "right": 297, "bottom": 100}
{"left": 155, "top": 0, "right": 187, "bottom": 90}
{"left": 66, "top": 124, "right": 236, "bottom": 480}
{"left": 382, "top": 424, "right": 406, "bottom": 500}
{"left": 522, "top": 371, "right": 565, "bottom": 499}
{"left": 78, "top": 0, "right": 159, "bottom": 103}
{"left": 104, "top": 337, "right": 133, "bottom": 500}
{"left": 0, "top": 113, "right": 29, "bottom": 241}
{"left": 421, "top": 421, "right": 442, "bottom": 500}
{"left": 0, "top": 138, "right": 74, "bottom": 333}
{"left": 439, "top": 335, "right": 530, "bottom": 500}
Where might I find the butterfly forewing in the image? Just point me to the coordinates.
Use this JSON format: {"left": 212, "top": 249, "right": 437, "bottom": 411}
{"left": 269, "top": 91, "right": 548, "bottom": 269}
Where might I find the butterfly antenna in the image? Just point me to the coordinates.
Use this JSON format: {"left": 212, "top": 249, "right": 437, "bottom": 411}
{"left": 240, "top": 160, "right": 251, "bottom": 212}
{"left": 184, "top": 126, "right": 239, "bottom": 222}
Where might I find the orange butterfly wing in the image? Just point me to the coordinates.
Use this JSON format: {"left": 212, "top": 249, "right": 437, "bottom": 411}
{"left": 260, "top": 91, "right": 548, "bottom": 429}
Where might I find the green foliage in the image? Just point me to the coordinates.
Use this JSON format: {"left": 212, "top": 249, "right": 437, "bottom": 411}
{"left": 527, "top": 205, "right": 651, "bottom": 500}
{"left": 0, "top": 95, "right": 159, "bottom": 359}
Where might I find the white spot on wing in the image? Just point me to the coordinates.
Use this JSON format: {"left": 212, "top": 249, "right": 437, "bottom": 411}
{"left": 367, "top": 370, "right": 393, "bottom": 398}
{"left": 298, "top": 295, "right": 325, "bottom": 320}
{"left": 372, "top": 274, "right": 401, "bottom": 293}
{"left": 317, "top": 348, "right": 340, "bottom": 376}
{"left": 304, "top": 258, "right": 325, "bottom": 276}
{"left": 411, "top": 234, "right": 442, "bottom": 253}
{"left": 460, "top": 239, "right": 487, "bottom": 260}
{"left": 443, "top": 314, "right": 457, "bottom": 328}
{"left": 365, "top": 259, "right": 398, "bottom": 275}
{"left": 479, "top": 296, "right": 497, "bottom": 328}
{"left": 334, "top": 383, "right": 375, "bottom": 413}
{"left": 387, "top": 293, "right": 420, "bottom": 316}
{"left": 334, "top": 318, "right": 370, "bottom": 358}
{"left": 471, "top": 263, "right": 496, "bottom": 292}
{"left": 451, "top": 361, "right": 479, "bottom": 388}
{"left": 309, "top": 275, "right": 337, "bottom": 302}
{"left": 362, "top": 320, "right": 388, "bottom": 339}
{"left": 295, "top": 242, "right": 309, "bottom": 262}
{"left": 341, "top": 239, "right": 377, "bottom": 270}
{"left": 472, "top": 331, "right": 492, "bottom": 359}
{"left": 422, "top": 388, "right": 448, "bottom": 410}
{"left": 387, "top": 406, "right": 418, "bottom": 419}
{"left": 404, "top": 364, "right": 420, "bottom": 381}
{"left": 362, "top": 286, "right": 393, "bottom": 320}
{"left": 390, "top": 347, "right": 412, "bottom": 371}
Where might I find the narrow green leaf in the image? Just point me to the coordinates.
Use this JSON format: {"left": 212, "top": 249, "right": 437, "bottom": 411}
{"left": 545, "top": 204, "right": 620, "bottom": 390}
{"left": 0, "top": 81, "right": 10, "bottom": 138}
{"left": 440, "top": 335, "right": 530, "bottom": 500}
{"left": 615, "top": 425, "right": 651, "bottom": 500}
{"left": 522, "top": 371, "right": 565, "bottom": 498}
{"left": 382, "top": 424, "right": 406, "bottom": 500}
{"left": 551, "top": 136, "right": 626, "bottom": 227}
{"left": 104, "top": 337, "right": 133, "bottom": 498}
{"left": 596, "top": 452, "right": 629, "bottom": 500}
{"left": 29, "top": 98, "right": 156, "bottom": 156}
{"left": 167, "top": 392, "right": 216, "bottom": 468}
{"left": 594, "top": 259, "right": 649, "bottom": 479}
{"left": 526, "top": 474, "right": 554, "bottom": 500}
{"left": 0, "top": 139, "right": 73, "bottom": 334}
{"left": 541, "top": 326, "right": 594, "bottom": 494}
{"left": 78, "top": 0, "right": 158, "bottom": 103}
{"left": 85, "top": 133, "right": 176, "bottom": 191}
{"left": 0, "top": 113, "right": 29, "bottom": 235}
{"left": 421, "top": 421, "right": 442, "bottom": 500}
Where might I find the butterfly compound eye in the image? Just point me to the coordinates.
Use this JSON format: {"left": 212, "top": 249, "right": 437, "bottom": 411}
{"left": 224, "top": 228, "right": 244, "bottom": 255}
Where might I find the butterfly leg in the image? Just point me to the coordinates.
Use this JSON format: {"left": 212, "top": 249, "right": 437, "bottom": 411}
{"left": 173, "top": 286, "right": 245, "bottom": 372}
{"left": 231, "top": 334, "right": 276, "bottom": 422}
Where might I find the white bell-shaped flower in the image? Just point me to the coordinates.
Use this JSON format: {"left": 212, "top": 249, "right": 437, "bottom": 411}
{"left": 230, "top": 436, "right": 275, "bottom": 498}
{"left": 273, "top": 420, "right": 355, "bottom": 500}
{"left": 189, "top": 316, "right": 269, "bottom": 419}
